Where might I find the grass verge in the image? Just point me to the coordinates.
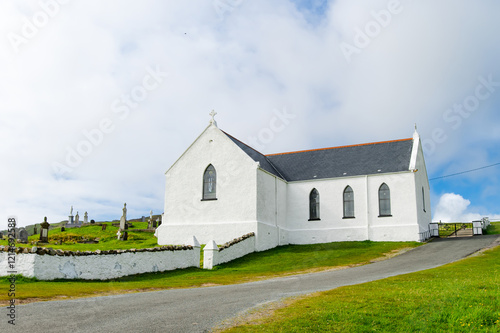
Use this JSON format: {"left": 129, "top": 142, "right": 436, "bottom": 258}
{"left": 485, "top": 221, "right": 500, "bottom": 235}
{"left": 220, "top": 242, "right": 500, "bottom": 332}
{"left": 0, "top": 241, "right": 419, "bottom": 304}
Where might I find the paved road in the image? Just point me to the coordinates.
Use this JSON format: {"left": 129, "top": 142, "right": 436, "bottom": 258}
{"left": 4, "top": 235, "right": 499, "bottom": 333}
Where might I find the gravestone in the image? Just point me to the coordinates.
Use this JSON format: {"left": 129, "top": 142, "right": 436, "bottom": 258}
{"left": 75, "top": 212, "right": 80, "bottom": 225}
{"left": 141, "top": 216, "right": 145, "bottom": 222}
{"left": 157, "top": 217, "right": 162, "bottom": 227}
{"left": 18, "top": 228, "right": 28, "bottom": 243}
{"left": 122, "top": 231, "right": 128, "bottom": 241}
{"left": 33, "top": 225, "right": 38, "bottom": 235}
{"left": 119, "top": 203, "right": 128, "bottom": 231}
{"left": 102, "top": 224, "right": 107, "bottom": 231}
{"left": 61, "top": 227, "right": 65, "bottom": 232}
{"left": 39, "top": 217, "right": 50, "bottom": 243}
{"left": 152, "top": 220, "right": 157, "bottom": 228}
{"left": 84, "top": 212, "right": 88, "bottom": 224}
{"left": 116, "top": 230, "right": 121, "bottom": 240}
{"left": 90, "top": 219, "right": 95, "bottom": 224}
{"left": 68, "top": 206, "right": 74, "bottom": 224}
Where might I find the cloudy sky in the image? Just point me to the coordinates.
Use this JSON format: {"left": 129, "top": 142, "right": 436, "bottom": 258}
{"left": 1, "top": 0, "right": 499, "bottom": 228}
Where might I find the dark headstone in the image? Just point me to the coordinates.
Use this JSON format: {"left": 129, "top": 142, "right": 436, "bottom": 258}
{"left": 39, "top": 217, "right": 50, "bottom": 243}
{"left": 33, "top": 225, "right": 38, "bottom": 235}
{"left": 18, "top": 228, "right": 28, "bottom": 243}
{"left": 152, "top": 220, "right": 157, "bottom": 228}
{"left": 101, "top": 224, "right": 107, "bottom": 231}
{"left": 141, "top": 216, "right": 145, "bottom": 222}
{"left": 157, "top": 218, "right": 162, "bottom": 227}
{"left": 90, "top": 219, "right": 95, "bottom": 224}
{"left": 122, "top": 231, "right": 128, "bottom": 241}
{"left": 61, "top": 227, "right": 65, "bottom": 232}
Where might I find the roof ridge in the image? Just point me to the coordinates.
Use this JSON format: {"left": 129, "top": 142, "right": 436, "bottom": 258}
{"left": 266, "top": 138, "right": 413, "bottom": 157}
{"left": 222, "top": 130, "right": 287, "bottom": 180}
{"left": 221, "top": 130, "right": 267, "bottom": 157}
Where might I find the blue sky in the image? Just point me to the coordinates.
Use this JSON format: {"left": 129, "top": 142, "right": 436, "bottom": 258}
{"left": 1, "top": 0, "right": 499, "bottom": 228}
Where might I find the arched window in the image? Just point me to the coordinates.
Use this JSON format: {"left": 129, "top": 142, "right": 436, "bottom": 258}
{"left": 343, "top": 186, "right": 355, "bottom": 218}
{"left": 309, "top": 189, "right": 320, "bottom": 220}
{"left": 202, "top": 164, "right": 217, "bottom": 200}
{"left": 422, "top": 187, "right": 426, "bottom": 212}
{"left": 378, "top": 183, "right": 391, "bottom": 217}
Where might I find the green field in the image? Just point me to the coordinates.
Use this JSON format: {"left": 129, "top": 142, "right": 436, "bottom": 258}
{"left": 0, "top": 241, "right": 419, "bottom": 304}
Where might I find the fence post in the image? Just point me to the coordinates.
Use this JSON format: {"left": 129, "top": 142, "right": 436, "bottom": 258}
{"left": 203, "top": 240, "right": 218, "bottom": 270}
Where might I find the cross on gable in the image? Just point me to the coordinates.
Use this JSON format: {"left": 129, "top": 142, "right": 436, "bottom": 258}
{"left": 209, "top": 110, "right": 218, "bottom": 126}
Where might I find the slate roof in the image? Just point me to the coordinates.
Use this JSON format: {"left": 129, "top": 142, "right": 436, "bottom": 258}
{"left": 223, "top": 131, "right": 414, "bottom": 182}
{"left": 223, "top": 131, "right": 285, "bottom": 179}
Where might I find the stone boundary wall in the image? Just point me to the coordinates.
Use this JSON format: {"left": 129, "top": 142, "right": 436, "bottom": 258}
{"left": 203, "top": 233, "right": 256, "bottom": 269}
{"left": 0, "top": 245, "right": 199, "bottom": 280}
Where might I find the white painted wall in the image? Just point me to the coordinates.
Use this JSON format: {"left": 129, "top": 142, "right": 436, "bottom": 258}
{"left": 286, "top": 175, "right": 370, "bottom": 244}
{"left": 204, "top": 236, "right": 256, "bottom": 269}
{"left": 157, "top": 124, "right": 260, "bottom": 246}
{"left": 285, "top": 169, "right": 425, "bottom": 243}
{"left": 413, "top": 139, "right": 432, "bottom": 234}
{"left": 0, "top": 249, "right": 198, "bottom": 280}
{"left": 256, "top": 169, "right": 287, "bottom": 249}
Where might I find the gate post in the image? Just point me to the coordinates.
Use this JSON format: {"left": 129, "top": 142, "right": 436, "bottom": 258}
{"left": 429, "top": 223, "right": 439, "bottom": 237}
{"left": 472, "top": 221, "right": 483, "bottom": 235}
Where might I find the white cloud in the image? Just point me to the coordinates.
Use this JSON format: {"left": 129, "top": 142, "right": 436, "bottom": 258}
{"left": 433, "top": 193, "right": 500, "bottom": 222}
{"left": 1, "top": 1, "right": 499, "bottom": 227}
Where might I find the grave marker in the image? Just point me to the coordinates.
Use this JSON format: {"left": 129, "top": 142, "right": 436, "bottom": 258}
{"left": 39, "top": 217, "right": 50, "bottom": 243}
{"left": 18, "top": 228, "right": 28, "bottom": 243}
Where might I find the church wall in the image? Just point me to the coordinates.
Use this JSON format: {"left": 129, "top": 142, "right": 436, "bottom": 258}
{"left": 413, "top": 141, "right": 432, "bottom": 235}
{"left": 366, "top": 172, "right": 420, "bottom": 241}
{"left": 163, "top": 125, "right": 258, "bottom": 224}
{"left": 285, "top": 176, "right": 370, "bottom": 244}
{"left": 284, "top": 171, "right": 423, "bottom": 244}
{"left": 256, "top": 169, "right": 288, "bottom": 249}
{"left": 157, "top": 125, "right": 260, "bottom": 246}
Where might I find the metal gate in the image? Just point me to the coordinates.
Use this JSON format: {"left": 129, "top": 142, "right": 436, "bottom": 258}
{"left": 430, "top": 222, "right": 474, "bottom": 238}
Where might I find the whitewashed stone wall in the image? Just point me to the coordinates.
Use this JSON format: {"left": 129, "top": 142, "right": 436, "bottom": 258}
{"left": 0, "top": 246, "right": 199, "bottom": 280}
{"left": 203, "top": 233, "right": 255, "bottom": 269}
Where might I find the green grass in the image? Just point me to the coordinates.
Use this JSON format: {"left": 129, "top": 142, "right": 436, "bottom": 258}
{"left": 0, "top": 222, "right": 158, "bottom": 251}
{"left": 221, "top": 245, "right": 500, "bottom": 332}
{"left": 0, "top": 241, "right": 419, "bottom": 304}
{"left": 485, "top": 222, "right": 500, "bottom": 235}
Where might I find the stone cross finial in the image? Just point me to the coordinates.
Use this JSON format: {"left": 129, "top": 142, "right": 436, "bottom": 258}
{"left": 209, "top": 110, "right": 217, "bottom": 127}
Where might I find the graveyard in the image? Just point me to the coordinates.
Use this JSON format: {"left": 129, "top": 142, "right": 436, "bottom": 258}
{"left": 0, "top": 217, "right": 162, "bottom": 251}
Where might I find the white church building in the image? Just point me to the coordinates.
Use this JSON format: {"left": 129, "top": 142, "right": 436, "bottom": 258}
{"left": 156, "top": 114, "right": 432, "bottom": 251}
